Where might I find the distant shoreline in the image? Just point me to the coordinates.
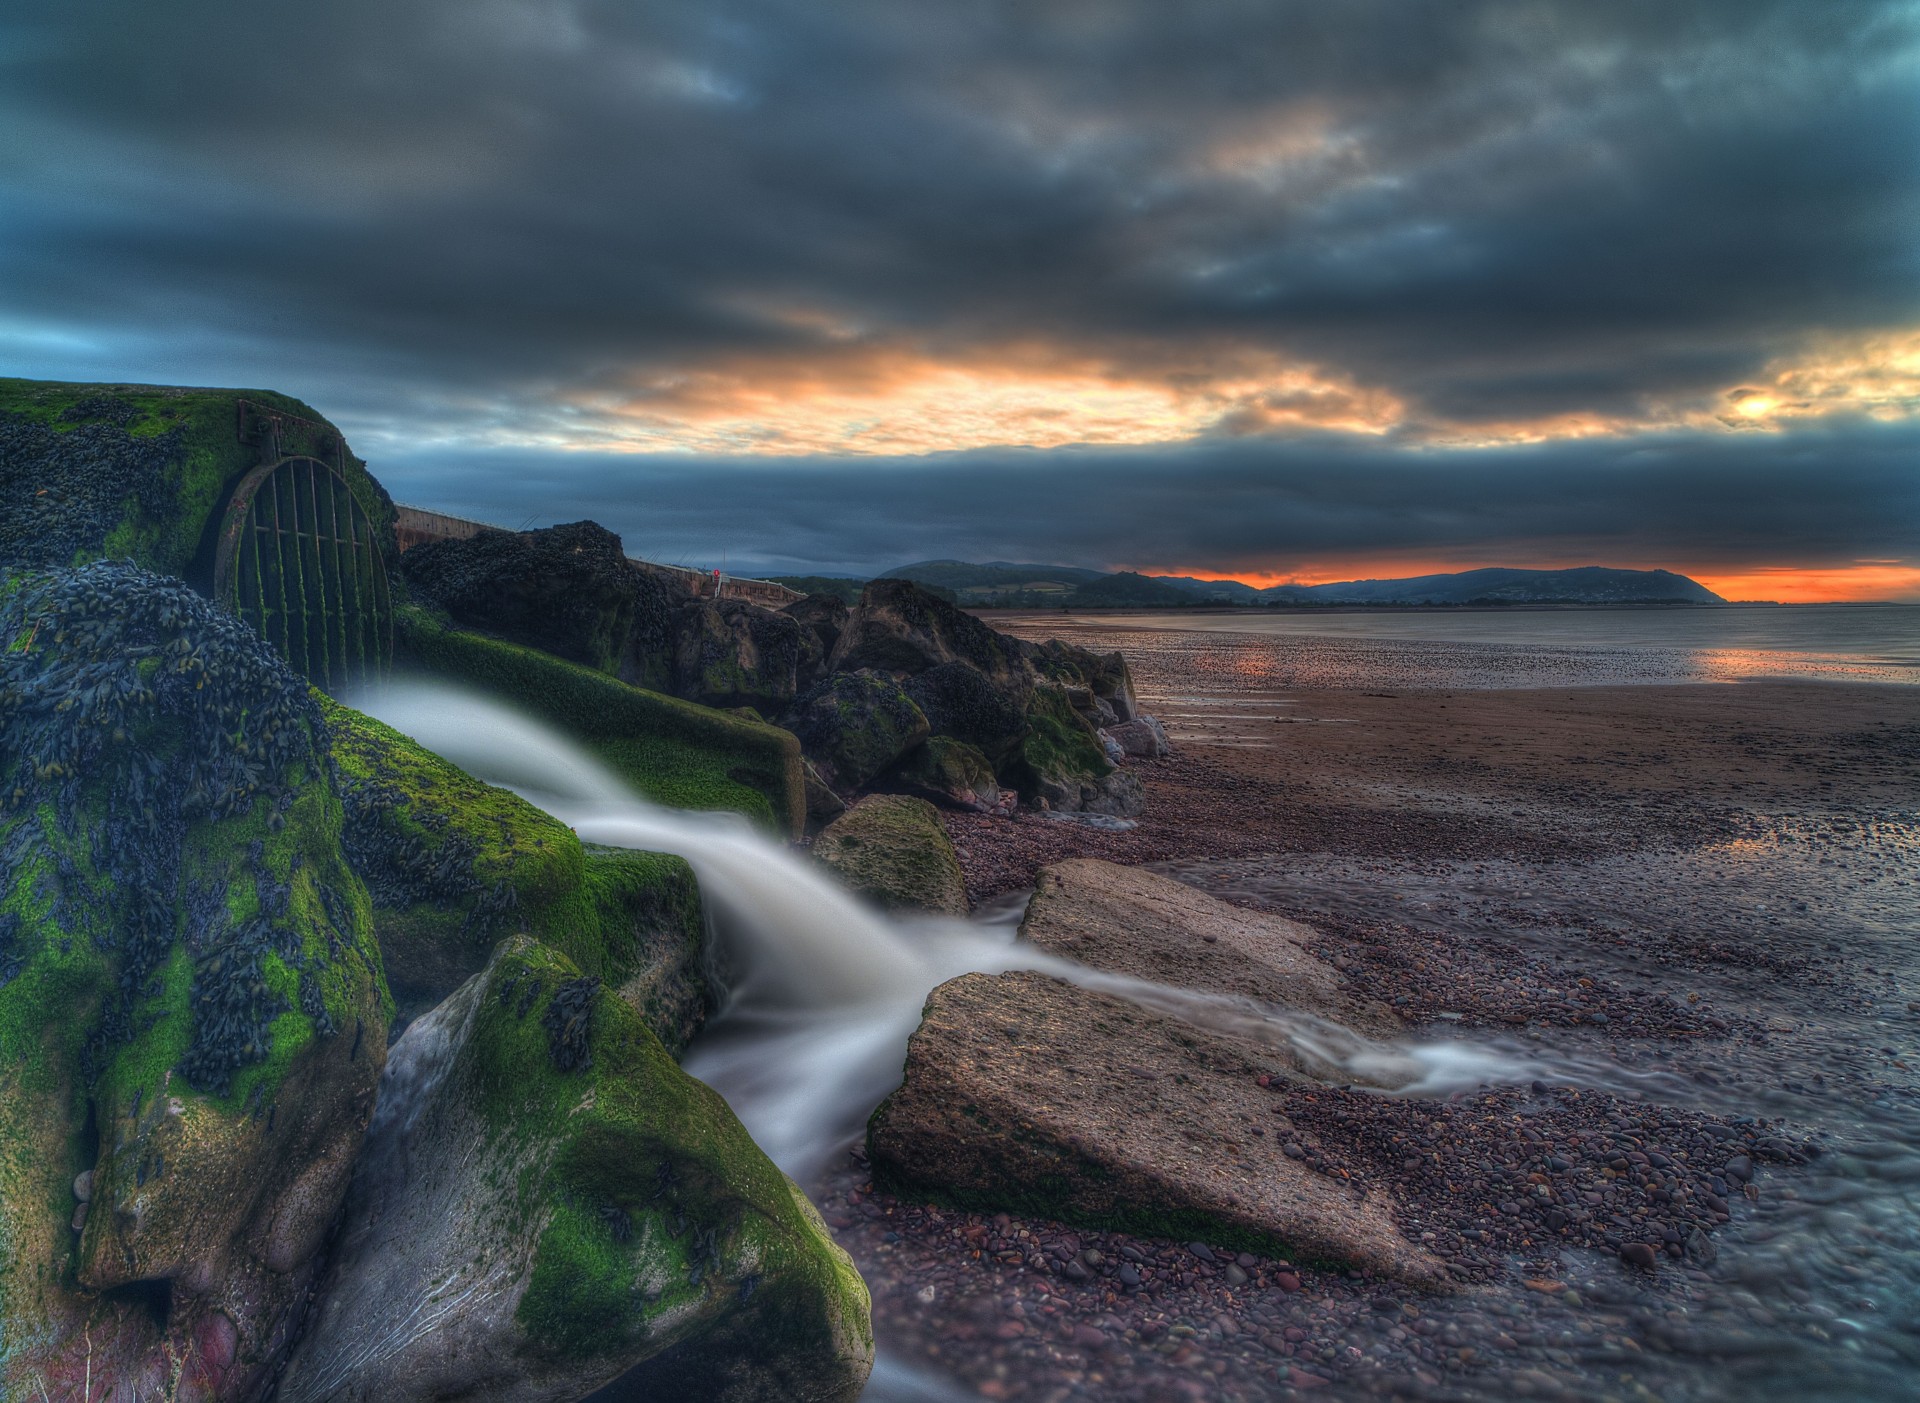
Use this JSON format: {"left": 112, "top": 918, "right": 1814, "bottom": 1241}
{"left": 975, "top": 600, "right": 1903, "bottom": 617}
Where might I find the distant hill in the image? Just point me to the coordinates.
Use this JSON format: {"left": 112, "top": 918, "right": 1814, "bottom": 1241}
{"left": 871, "top": 560, "right": 1726, "bottom": 608}
{"left": 1270, "top": 567, "right": 1725, "bottom": 606}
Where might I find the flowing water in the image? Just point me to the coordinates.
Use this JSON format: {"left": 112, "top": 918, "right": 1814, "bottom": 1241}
{"left": 355, "top": 682, "right": 1920, "bottom": 1402}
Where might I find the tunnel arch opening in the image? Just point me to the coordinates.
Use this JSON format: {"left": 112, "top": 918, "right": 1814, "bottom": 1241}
{"left": 212, "top": 454, "right": 393, "bottom": 693}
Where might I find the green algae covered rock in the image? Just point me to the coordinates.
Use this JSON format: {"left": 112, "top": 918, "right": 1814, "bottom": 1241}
{"left": 812, "top": 794, "right": 969, "bottom": 917}
{"left": 0, "top": 562, "right": 390, "bottom": 1400}
{"left": 278, "top": 936, "right": 874, "bottom": 1403}
{"left": 0, "top": 377, "right": 393, "bottom": 581}
{"left": 397, "top": 604, "right": 807, "bottom": 836}
{"left": 323, "top": 697, "right": 711, "bottom": 1046}
{"left": 1007, "top": 683, "right": 1145, "bottom": 817}
{"left": 672, "top": 596, "right": 819, "bottom": 710}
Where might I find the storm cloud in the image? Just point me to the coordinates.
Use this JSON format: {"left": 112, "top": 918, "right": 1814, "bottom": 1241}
{"left": 1, "top": 1, "right": 1916, "bottom": 588}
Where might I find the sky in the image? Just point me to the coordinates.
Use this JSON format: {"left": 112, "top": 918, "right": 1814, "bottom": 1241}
{"left": 2, "top": 1, "right": 1917, "bottom": 599}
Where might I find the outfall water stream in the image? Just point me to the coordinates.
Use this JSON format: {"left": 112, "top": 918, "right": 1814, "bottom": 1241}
{"left": 358, "top": 683, "right": 1920, "bottom": 1403}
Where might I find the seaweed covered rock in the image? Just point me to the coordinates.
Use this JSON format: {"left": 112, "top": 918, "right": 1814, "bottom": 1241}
{"left": 780, "top": 669, "right": 931, "bottom": 793}
{"left": 811, "top": 795, "right": 968, "bottom": 917}
{"left": 828, "top": 578, "right": 1032, "bottom": 683}
{"left": 672, "top": 597, "right": 817, "bottom": 710}
{"left": 889, "top": 736, "right": 1005, "bottom": 814}
{"left": 278, "top": 938, "right": 873, "bottom": 1403}
{"left": 324, "top": 699, "right": 711, "bottom": 1046}
{"left": 0, "top": 378, "right": 393, "bottom": 581}
{"left": 400, "top": 520, "right": 656, "bottom": 674}
{"left": 0, "top": 562, "right": 390, "bottom": 1399}
{"left": 1008, "top": 684, "right": 1145, "bottom": 816}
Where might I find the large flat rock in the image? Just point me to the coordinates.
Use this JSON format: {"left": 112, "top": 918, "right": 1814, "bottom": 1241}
{"left": 1021, "top": 859, "right": 1400, "bottom": 1038}
{"left": 868, "top": 970, "right": 1447, "bottom": 1287}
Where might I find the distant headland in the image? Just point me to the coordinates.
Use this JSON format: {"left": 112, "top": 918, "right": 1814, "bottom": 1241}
{"left": 772, "top": 561, "right": 1728, "bottom": 610}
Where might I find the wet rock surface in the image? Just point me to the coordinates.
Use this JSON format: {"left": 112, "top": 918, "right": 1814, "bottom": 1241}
{"left": 868, "top": 970, "right": 1447, "bottom": 1286}
{"left": 1020, "top": 859, "right": 1400, "bottom": 1037}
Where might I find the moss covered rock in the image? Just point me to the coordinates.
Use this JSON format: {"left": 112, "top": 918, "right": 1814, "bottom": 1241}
{"left": 323, "top": 697, "right": 712, "bottom": 1047}
{"left": 780, "top": 669, "right": 931, "bottom": 794}
{"left": 278, "top": 937, "right": 873, "bottom": 1403}
{"left": 889, "top": 736, "right": 1005, "bottom": 814}
{"left": 0, "top": 563, "right": 389, "bottom": 1399}
{"left": 0, "top": 377, "right": 393, "bottom": 586}
{"left": 811, "top": 795, "right": 968, "bottom": 917}
{"left": 397, "top": 605, "right": 806, "bottom": 836}
{"left": 1006, "top": 683, "right": 1145, "bottom": 816}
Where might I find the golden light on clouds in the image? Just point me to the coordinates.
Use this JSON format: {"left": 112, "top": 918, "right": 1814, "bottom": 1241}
{"left": 571, "top": 342, "right": 1405, "bottom": 456}
{"left": 518, "top": 323, "right": 1920, "bottom": 458}
{"left": 1718, "top": 329, "right": 1920, "bottom": 427}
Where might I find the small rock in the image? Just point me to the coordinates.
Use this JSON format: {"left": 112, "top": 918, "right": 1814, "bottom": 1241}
{"left": 1186, "top": 1241, "right": 1218, "bottom": 1263}
{"left": 1275, "top": 1271, "right": 1302, "bottom": 1292}
{"left": 1723, "top": 1155, "right": 1754, "bottom": 1183}
{"left": 1224, "top": 1264, "right": 1248, "bottom": 1287}
{"left": 72, "top": 1170, "right": 93, "bottom": 1203}
{"left": 1619, "top": 1242, "right": 1659, "bottom": 1270}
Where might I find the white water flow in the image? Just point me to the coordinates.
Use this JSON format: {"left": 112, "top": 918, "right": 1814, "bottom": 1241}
{"left": 358, "top": 683, "right": 1561, "bottom": 1181}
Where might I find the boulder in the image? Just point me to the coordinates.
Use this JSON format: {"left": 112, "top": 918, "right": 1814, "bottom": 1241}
{"left": 867, "top": 970, "right": 1445, "bottom": 1287}
{"left": 811, "top": 795, "right": 969, "bottom": 917}
{"left": 401, "top": 520, "right": 660, "bottom": 676}
{"left": 1008, "top": 684, "right": 1144, "bottom": 817}
{"left": 1105, "top": 716, "right": 1172, "bottom": 759}
{"left": 780, "top": 670, "right": 931, "bottom": 793}
{"left": 277, "top": 938, "right": 874, "bottom": 1403}
{"left": 325, "top": 697, "right": 713, "bottom": 1050}
{"left": 1034, "top": 640, "right": 1137, "bottom": 723}
{"left": 0, "top": 563, "right": 390, "bottom": 1399}
{"left": 889, "top": 737, "right": 1005, "bottom": 814}
{"left": 1020, "top": 860, "right": 1401, "bottom": 1040}
{"left": 903, "top": 660, "right": 1029, "bottom": 760}
{"left": 829, "top": 578, "right": 1032, "bottom": 683}
{"left": 671, "top": 597, "right": 815, "bottom": 710}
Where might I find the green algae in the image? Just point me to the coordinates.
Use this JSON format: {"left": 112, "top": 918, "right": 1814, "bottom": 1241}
{"left": 395, "top": 605, "right": 802, "bottom": 833}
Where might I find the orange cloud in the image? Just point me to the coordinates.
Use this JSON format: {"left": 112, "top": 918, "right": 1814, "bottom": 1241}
{"left": 1716, "top": 329, "right": 1920, "bottom": 428}
{"left": 558, "top": 340, "right": 1404, "bottom": 455}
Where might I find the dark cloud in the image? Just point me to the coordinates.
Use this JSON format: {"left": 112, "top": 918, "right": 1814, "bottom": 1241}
{"left": 1, "top": 2, "right": 1915, "bottom": 588}
{"left": 1, "top": 0, "right": 1915, "bottom": 431}
{"left": 373, "top": 419, "right": 1920, "bottom": 581}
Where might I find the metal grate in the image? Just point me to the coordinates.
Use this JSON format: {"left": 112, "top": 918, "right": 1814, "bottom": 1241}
{"left": 213, "top": 455, "right": 393, "bottom": 693}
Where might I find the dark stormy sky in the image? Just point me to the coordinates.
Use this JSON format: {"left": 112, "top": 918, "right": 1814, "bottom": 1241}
{"left": 2, "top": 1, "right": 1917, "bottom": 597}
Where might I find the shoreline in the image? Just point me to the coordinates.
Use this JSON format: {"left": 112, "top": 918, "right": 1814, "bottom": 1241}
{"left": 829, "top": 667, "right": 1919, "bottom": 1402}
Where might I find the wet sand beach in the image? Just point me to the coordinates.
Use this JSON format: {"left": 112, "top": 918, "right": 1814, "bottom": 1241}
{"left": 831, "top": 615, "right": 1920, "bottom": 1403}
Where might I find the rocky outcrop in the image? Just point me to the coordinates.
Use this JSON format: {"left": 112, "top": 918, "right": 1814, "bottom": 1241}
{"left": 780, "top": 670, "right": 931, "bottom": 792}
{"left": 671, "top": 597, "right": 818, "bottom": 710}
{"left": 1019, "top": 860, "right": 1401, "bottom": 1039}
{"left": 401, "top": 519, "right": 664, "bottom": 675}
{"left": 889, "top": 736, "right": 1006, "bottom": 814}
{"left": 903, "top": 660, "right": 1028, "bottom": 761}
{"left": 0, "top": 564, "right": 390, "bottom": 1400}
{"left": 278, "top": 938, "right": 874, "bottom": 1403}
{"left": 828, "top": 577, "right": 1033, "bottom": 684}
{"left": 811, "top": 795, "right": 969, "bottom": 916}
{"left": 867, "top": 970, "right": 1446, "bottom": 1287}
{"left": 782, "top": 593, "right": 850, "bottom": 681}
